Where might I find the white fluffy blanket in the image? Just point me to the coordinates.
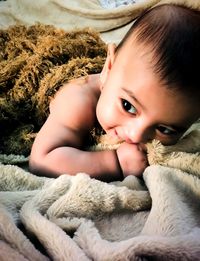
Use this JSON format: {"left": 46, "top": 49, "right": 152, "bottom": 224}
{"left": 0, "top": 122, "right": 200, "bottom": 260}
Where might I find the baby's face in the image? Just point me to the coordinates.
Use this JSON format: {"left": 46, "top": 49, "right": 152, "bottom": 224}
{"left": 96, "top": 41, "right": 199, "bottom": 146}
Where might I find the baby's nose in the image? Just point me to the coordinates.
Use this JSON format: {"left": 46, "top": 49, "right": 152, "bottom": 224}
{"left": 125, "top": 125, "right": 154, "bottom": 144}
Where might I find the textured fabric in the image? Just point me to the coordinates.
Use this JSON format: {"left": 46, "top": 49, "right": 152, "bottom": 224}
{"left": 0, "top": 125, "right": 199, "bottom": 260}
{"left": 0, "top": 0, "right": 200, "bottom": 43}
{"left": 99, "top": 0, "right": 137, "bottom": 9}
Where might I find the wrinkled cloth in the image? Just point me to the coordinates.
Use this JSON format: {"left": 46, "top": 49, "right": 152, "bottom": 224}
{"left": 0, "top": 126, "right": 199, "bottom": 260}
{"left": 1, "top": 0, "right": 200, "bottom": 43}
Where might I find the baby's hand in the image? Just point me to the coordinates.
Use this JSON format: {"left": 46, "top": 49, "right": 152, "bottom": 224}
{"left": 116, "top": 142, "right": 148, "bottom": 178}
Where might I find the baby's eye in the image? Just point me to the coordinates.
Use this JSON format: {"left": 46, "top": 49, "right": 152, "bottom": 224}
{"left": 156, "top": 125, "right": 178, "bottom": 136}
{"left": 121, "top": 99, "right": 136, "bottom": 114}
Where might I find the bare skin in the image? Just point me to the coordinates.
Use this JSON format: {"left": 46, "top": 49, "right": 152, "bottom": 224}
{"left": 30, "top": 75, "right": 127, "bottom": 181}
{"left": 29, "top": 42, "right": 200, "bottom": 181}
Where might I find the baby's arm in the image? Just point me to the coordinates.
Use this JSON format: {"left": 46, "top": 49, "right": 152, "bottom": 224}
{"left": 29, "top": 82, "right": 122, "bottom": 182}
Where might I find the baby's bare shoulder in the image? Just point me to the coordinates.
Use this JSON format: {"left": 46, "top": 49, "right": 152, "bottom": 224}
{"left": 51, "top": 75, "right": 99, "bottom": 106}
{"left": 49, "top": 75, "right": 100, "bottom": 129}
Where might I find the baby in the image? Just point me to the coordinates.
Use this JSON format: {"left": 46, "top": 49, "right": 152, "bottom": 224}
{"left": 29, "top": 4, "right": 200, "bottom": 181}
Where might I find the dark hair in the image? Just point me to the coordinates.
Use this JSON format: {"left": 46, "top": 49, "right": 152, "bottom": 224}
{"left": 116, "top": 4, "right": 200, "bottom": 98}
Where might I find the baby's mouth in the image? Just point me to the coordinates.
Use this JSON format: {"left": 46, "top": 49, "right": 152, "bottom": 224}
{"left": 105, "top": 130, "right": 124, "bottom": 144}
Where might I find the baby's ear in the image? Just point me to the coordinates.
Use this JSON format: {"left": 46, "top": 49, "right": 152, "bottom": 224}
{"left": 100, "top": 43, "right": 116, "bottom": 88}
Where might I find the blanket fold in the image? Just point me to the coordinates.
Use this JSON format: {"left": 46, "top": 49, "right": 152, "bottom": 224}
{"left": 0, "top": 124, "right": 199, "bottom": 260}
{"left": 73, "top": 166, "right": 200, "bottom": 261}
{"left": 1, "top": 0, "right": 199, "bottom": 43}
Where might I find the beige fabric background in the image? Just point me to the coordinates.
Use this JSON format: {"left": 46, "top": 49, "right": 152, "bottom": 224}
{"left": 1, "top": 0, "right": 199, "bottom": 43}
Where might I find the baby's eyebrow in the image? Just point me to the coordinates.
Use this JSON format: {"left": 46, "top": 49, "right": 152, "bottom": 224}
{"left": 121, "top": 87, "right": 145, "bottom": 110}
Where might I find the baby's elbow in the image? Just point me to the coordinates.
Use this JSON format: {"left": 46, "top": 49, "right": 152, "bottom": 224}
{"left": 29, "top": 156, "right": 38, "bottom": 174}
{"left": 29, "top": 153, "right": 58, "bottom": 178}
{"left": 29, "top": 154, "right": 45, "bottom": 175}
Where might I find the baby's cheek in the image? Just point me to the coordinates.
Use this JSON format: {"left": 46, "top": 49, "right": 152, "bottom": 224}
{"left": 97, "top": 104, "right": 116, "bottom": 131}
